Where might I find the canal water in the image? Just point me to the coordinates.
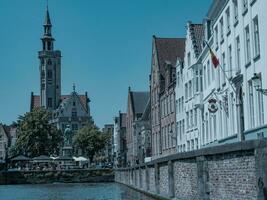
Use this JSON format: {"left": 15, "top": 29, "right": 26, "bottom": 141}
{"left": 0, "top": 183, "right": 158, "bottom": 200}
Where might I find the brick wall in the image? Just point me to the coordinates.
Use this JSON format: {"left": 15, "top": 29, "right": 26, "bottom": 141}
{"left": 115, "top": 139, "right": 267, "bottom": 200}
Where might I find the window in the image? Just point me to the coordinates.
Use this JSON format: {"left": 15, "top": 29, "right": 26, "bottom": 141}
{"left": 181, "top": 97, "right": 184, "bottom": 112}
{"left": 205, "top": 113, "right": 209, "bottom": 142}
{"left": 194, "top": 108, "right": 197, "bottom": 126}
{"left": 226, "top": 8, "right": 231, "bottom": 33}
{"left": 217, "top": 63, "right": 221, "bottom": 88}
{"left": 222, "top": 53, "right": 226, "bottom": 85}
{"left": 48, "top": 98, "right": 52, "bottom": 107}
{"left": 47, "top": 70, "right": 52, "bottom": 79}
{"left": 248, "top": 81, "right": 255, "bottom": 128}
{"left": 233, "top": 0, "right": 239, "bottom": 24}
{"left": 187, "top": 141, "right": 190, "bottom": 151}
{"left": 220, "top": 17, "right": 224, "bottom": 42}
{"left": 177, "top": 72, "right": 180, "bottom": 87}
{"left": 187, "top": 52, "right": 191, "bottom": 66}
{"left": 209, "top": 113, "right": 212, "bottom": 141}
{"left": 73, "top": 101, "right": 76, "bottom": 106}
{"left": 185, "top": 83, "right": 188, "bottom": 100}
{"left": 253, "top": 16, "right": 260, "bottom": 58}
{"left": 47, "top": 59, "right": 52, "bottom": 65}
{"left": 200, "top": 69, "right": 203, "bottom": 91}
{"left": 195, "top": 70, "right": 199, "bottom": 92}
{"left": 191, "top": 139, "right": 194, "bottom": 150}
{"left": 236, "top": 36, "right": 241, "bottom": 72}
{"left": 213, "top": 114, "right": 217, "bottom": 140}
{"left": 72, "top": 111, "right": 77, "bottom": 117}
{"left": 210, "top": 60, "right": 214, "bottom": 81}
{"left": 189, "top": 81, "right": 192, "bottom": 98}
{"left": 162, "top": 127, "right": 165, "bottom": 149}
{"left": 230, "top": 93, "right": 235, "bottom": 134}
{"left": 177, "top": 122, "right": 181, "bottom": 141}
{"left": 215, "top": 26, "right": 219, "bottom": 48}
{"left": 72, "top": 124, "right": 78, "bottom": 131}
{"left": 228, "top": 45, "right": 233, "bottom": 77}
{"left": 190, "top": 110, "right": 193, "bottom": 128}
{"left": 203, "top": 65, "right": 206, "bottom": 89}
{"left": 255, "top": 75, "right": 264, "bottom": 126}
{"left": 245, "top": 26, "right": 251, "bottom": 64}
{"left": 207, "top": 61, "right": 211, "bottom": 85}
{"left": 167, "top": 96, "right": 169, "bottom": 114}
{"left": 186, "top": 112, "right": 189, "bottom": 129}
{"left": 171, "top": 123, "right": 175, "bottom": 147}
{"left": 41, "top": 70, "right": 45, "bottom": 79}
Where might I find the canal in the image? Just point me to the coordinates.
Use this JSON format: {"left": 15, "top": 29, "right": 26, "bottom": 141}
{"left": 0, "top": 183, "right": 159, "bottom": 200}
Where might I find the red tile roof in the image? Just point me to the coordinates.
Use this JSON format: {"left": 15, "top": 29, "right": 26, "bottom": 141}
{"left": 189, "top": 23, "right": 204, "bottom": 57}
{"left": 31, "top": 94, "right": 88, "bottom": 112}
{"left": 154, "top": 37, "right": 185, "bottom": 74}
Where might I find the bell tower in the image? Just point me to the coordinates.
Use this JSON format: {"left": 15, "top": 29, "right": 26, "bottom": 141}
{"left": 38, "top": 6, "right": 61, "bottom": 110}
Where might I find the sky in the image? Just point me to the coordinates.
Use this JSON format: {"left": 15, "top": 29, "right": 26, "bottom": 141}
{"left": 0, "top": 0, "right": 212, "bottom": 128}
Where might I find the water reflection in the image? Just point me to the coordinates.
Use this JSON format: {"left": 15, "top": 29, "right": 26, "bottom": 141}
{"left": 0, "top": 183, "right": 158, "bottom": 200}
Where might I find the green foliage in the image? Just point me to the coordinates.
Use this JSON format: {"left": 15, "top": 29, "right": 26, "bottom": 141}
{"left": 74, "top": 123, "right": 110, "bottom": 162}
{"left": 13, "top": 107, "right": 63, "bottom": 157}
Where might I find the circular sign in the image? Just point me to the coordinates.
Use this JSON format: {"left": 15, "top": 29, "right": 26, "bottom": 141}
{"left": 208, "top": 98, "right": 218, "bottom": 113}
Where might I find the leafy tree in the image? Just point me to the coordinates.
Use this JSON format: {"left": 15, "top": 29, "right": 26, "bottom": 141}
{"left": 74, "top": 123, "right": 110, "bottom": 164}
{"left": 13, "top": 107, "right": 63, "bottom": 157}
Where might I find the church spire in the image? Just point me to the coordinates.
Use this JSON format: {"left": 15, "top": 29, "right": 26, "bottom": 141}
{"left": 44, "top": 6, "right": 52, "bottom": 26}
{"left": 41, "top": 3, "right": 54, "bottom": 51}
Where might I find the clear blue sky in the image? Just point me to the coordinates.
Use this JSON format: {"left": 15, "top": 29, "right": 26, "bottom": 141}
{"left": 0, "top": 0, "right": 212, "bottom": 128}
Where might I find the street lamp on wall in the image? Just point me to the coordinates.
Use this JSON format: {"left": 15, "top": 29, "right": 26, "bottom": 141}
{"left": 252, "top": 73, "right": 267, "bottom": 95}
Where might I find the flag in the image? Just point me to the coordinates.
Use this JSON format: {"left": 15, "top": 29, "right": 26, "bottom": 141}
{"left": 205, "top": 41, "right": 220, "bottom": 68}
{"left": 210, "top": 49, "right": 220, "bottom": 68}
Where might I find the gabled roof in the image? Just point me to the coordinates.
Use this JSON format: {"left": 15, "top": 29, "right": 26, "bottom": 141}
{"left": 188, "top": 23, "right": 204, "bottom": 57}
{"left": 0, "top": 124, "right": 11, "bottom": 139}
{"left": 130, "top": 91, "right": 150, "bottom": 115}
{"left": 30, "top": 94, "right": 89, "bottom": 112}
{"left": 141, "top": 97, "right": 151, "bottom": 121}
{"left": 154, "top": 36, "right": 185, "bottom": 74}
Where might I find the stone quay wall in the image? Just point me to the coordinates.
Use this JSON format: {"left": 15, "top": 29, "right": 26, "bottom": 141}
{"left": 115, "top": 139, "right": 267, "bottom": 200}
{"left": 0, "top": 169, "right": 114, "bottom": 185}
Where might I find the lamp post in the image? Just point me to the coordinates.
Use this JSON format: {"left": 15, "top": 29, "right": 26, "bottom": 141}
{"left": 4, "top": 143, "right": 8, "bottom": 172}
{"left": 252, "top": 73, "right": 267, "bottom": 95}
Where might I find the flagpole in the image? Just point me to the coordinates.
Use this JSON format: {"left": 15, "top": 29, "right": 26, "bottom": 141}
{"left": 204, "top": 41, "right": 236, "bottom": 93}
{"left": 205, "top": 41, "right": 244, "bottom": 142}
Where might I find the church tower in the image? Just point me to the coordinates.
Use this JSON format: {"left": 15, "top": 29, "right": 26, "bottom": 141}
{"left": 38, "top": 6, "right": 61, "bottom": 110}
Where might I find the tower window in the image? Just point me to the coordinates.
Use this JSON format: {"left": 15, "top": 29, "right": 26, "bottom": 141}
{"left": 47, "top": 42, "right": 51, "bottom": 50}
{"left": 47, "top": 70, "right": 52, "bottom": 79}
{"left": 41, "top": 70, "right": 45, "bottom": 79}
{"left": 48, "top": 98, "right": 53, "bottom": 108}
{"left": 48, "top": 59, "right": 52, "bottom": 65}
{"left": 73, "top": 102, "right": 76, "bottom": 106}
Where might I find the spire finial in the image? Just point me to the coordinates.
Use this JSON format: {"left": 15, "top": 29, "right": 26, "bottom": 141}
{"left": 44, "top": 0, "right": 51, "bottom": 25}
{"left": 73, "top": 83, "right": 76, "bottom": 92}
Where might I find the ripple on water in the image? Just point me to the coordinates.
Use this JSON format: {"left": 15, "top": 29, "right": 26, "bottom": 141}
{"left": 0, "top": 183, "right": 158, "bottom": 200}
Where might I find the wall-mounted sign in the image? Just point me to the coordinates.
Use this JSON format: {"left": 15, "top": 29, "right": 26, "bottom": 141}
{"left": 208, "top": 98, "right": 218, "bottom": 113}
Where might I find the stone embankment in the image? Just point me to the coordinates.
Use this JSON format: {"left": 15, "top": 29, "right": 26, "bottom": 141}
{"left": 115, "top": 139, "right": 267, "bottom": 200}
{"left": 0, "top": 169, "right": 114, "bottom": 185}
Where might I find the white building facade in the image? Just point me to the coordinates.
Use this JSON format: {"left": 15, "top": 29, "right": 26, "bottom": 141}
{"left": 176, "top": 0, "right": 267, "bottom": 151}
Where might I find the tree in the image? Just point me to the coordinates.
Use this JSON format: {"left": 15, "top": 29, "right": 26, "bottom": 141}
{"left": 13, "top": 107, "right": 63, "bottom": 157}
{"left": 74, "top": 123, "right": 110, "bottom": 164}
